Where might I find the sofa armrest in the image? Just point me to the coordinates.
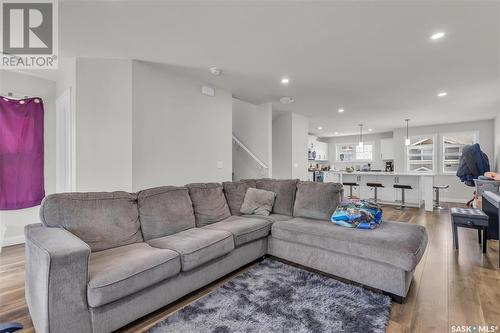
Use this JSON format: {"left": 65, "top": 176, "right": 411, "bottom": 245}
{"left": 24, "top": 223, "right": 92, "bottom": 333}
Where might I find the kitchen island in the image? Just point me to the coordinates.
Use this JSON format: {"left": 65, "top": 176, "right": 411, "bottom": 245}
{"left": 323, "top": 170, "right": 435, "bottom": 211}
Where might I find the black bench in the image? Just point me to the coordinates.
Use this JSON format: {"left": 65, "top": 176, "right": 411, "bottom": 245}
{"left": 451, "top": 207, "right": 488, "bottom": 253}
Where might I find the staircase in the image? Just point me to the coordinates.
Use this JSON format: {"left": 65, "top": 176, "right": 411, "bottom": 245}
{"left": 232, "top": 134, "right": 269, "bottom": 180}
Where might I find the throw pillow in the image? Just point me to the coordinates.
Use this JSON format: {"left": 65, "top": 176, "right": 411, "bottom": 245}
{"left": 240, "top": 188, "right": 276, "bottom": 216}
{"left": 222, "top": 180, "right": 257, "bottom": 216}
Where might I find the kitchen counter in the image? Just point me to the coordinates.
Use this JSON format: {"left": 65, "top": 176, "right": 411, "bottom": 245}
{"left": 320, "top": 170, "right": 435, "bottom": 211}
{"left": 325, "top": 170, "right": 436, "bottom": 176}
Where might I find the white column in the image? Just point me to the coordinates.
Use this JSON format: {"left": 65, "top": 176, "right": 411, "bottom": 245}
{"left": 422, "top": 175, "right": 434, "bottom": 211}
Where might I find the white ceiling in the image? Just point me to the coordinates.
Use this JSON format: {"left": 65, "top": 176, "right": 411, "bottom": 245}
{"left": 53, "top": 1, "right": 500, "bottom": 136}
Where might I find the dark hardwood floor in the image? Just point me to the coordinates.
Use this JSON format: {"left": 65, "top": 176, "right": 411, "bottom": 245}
{"left": 1, "top": 203, "right": 499, "bottom": 333}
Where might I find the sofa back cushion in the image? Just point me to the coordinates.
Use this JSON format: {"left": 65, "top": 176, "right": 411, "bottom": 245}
{"left": 137, "top": 186, "right": 196, "bottom": 240}
{"left": 187, "top": 183, "right": 231, "bottom": 227}
{"left": 222, "top": 180, "right": 256, "bottom": 216}
{"left": 40, "top": 192, "right": 143, "bottom": 252}
{"left": 293, "top": 181, "right": 343, "bottom": 220}
{"left": 255, "top": 179, "right": 298, "bottom": 216}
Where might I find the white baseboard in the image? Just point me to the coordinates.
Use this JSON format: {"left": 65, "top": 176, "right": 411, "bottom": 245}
{"left": 441, "top": 197, "right": 470, "bottom": 204}
{"left": 2, "top": 235, "right": 25, "bottom": 247}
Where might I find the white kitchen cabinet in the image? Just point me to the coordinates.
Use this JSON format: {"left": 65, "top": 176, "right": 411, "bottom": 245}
{"left": 308, "top": 136, "right": 328, "bottom": 161}
{"left": 341, "top": 174, "right": 360, "bottom": 197}
{"left": 315, "top": 141, "right": 328, "bottom": 161}
{"left": 359, "top": 175, "right": 376, "bottom": 200}
{"left": 393, "top": 175, "right": 421, "bottom": 205}
{"left": 324, "top": 172, "right": 341, "bottom": 183}
{"left": 377, "top": 176, "right": 396, "bottom": 202}
{"left": 380, "top": 138, "right": 394, "bottom": 160}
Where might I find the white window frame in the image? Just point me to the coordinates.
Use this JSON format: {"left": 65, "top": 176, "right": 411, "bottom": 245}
{"left": 441, "top": 131, "right": 479, "bottom": 175}
{"left": 406, "top": 134, "right": 436, "bottom": 174}
{"left": 335, "top": 142, "right": 374, "bottom": 162}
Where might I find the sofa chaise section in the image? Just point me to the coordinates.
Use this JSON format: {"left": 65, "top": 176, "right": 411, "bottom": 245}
{"left": 266, "top": 181, "right": 427, "bottom": 301}
{"left": 271, "top": 218, "right": 427, "bottom": 272}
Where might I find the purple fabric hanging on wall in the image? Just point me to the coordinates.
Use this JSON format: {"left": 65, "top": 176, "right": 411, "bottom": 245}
{"left": 0, "top": 96, "right": 45, "bottom": 210}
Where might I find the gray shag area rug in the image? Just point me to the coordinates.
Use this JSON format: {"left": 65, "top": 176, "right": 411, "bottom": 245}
{"left": 146, "top": 259, "right": 391, "bottom": 333}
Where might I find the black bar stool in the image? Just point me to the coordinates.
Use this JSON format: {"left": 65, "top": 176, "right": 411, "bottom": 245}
{"left": 366, "top": 183, "right": 384, "bottom": 203}
{"left": 342, "top": 182, "right": 359, "bottom": 198}
{"left": 433, "top": 184, "right": 449, "bottom": 209}
{"left": 393, "top": 184, "right": 412, "bottom": 209}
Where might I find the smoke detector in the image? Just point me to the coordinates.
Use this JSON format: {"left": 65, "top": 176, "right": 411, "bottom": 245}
{"left": 209, "top": 66, "right": 222, "bottom": 76}
{"left": 279, "top": 96, "right": 294, "bottom": 104}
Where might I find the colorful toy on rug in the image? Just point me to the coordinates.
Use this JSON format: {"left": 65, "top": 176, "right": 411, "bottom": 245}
{"left": 331, "top": 199, "right": 383, "bottom": 230}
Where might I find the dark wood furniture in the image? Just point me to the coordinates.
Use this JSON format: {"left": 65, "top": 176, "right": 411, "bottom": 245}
{"left": 451, "top": 207, "right": 488, "bottom": 254}
{"left": 481, "top": 191, "right": 500, "bottom": 267}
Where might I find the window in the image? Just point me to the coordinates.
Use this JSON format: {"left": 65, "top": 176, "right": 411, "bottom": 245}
{"left": 442, "top": 132, "right": 478, "bottom": 174}
{"left": 336, "top": 143, "right": 373, "bottom": 162}
{"left": 406, "top": 135, "right": 435, "bottom": 173}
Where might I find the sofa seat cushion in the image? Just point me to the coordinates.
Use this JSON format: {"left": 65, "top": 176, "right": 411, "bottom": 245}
{"left": 243, "top": 213, "right": 293, "bottom": 223}
{"left": 203, "top": 216, "right": 272, "bottom": 247}
{"left": 272, "top": 218, "right": 428, "bottom": 271}
{"left": 88, "top": 243, "right": 180, "bottom": 307}
{"left": 148, "top": 228, "right": 234, "bottom": 271}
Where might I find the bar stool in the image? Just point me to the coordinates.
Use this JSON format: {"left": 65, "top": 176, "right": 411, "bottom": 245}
{"left": 342, "top": 182, "right": 359, "bottom": 198}
{"left": 393, "top": 184, "right": 412, "bottom": 209}
{"left": 366, "top": 183, "right": 384, "bottom": 203}
{"left": 433, "top": 184, "right": 449, "bottom": 209}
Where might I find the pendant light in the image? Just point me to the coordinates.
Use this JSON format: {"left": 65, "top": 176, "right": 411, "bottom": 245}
{"left": 358, "top": 124, "right": 364, "bottom": 149}
{"left": 405, "top": 119, "right": 411, "bottom": 146}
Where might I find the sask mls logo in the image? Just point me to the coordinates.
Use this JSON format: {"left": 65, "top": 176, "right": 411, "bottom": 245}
{"left": 1, "top": 0, "right": 58, "bottom": 68}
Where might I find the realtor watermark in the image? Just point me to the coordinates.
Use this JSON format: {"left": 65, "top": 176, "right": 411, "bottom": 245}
{"left": 451, "top": 325, "right": 499, "bottom": 333}
{"left": 0, "top": 0, "right": 58, "bottom": 69}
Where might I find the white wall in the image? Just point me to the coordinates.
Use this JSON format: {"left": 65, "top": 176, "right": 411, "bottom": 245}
{"left": 272, "top": 112, "right": 309, "bottom": 180}
{"left": 322, "top": 131, "right": 393, "bottom": 170}
{"left": 0, "top": 70, "right": 56, "bottom": 244}
{"left": 272, "top": 113, "right": 292, "bottom": 179}
{"left": 232, "top": 99, "right": 272, "bottom": 180}
{"left": 495, "top": 114, "right": 500, "bottom": 171}
{"left": 132, "top": 61, "right": 232, "bottom": 190}
{"left": 75, "top": 58, "right": 133, "bottom": 192}
{"left": 393, "top": 119, "right": 494, "bottom": 202}
{"left": 291, "top": 113, "right": 309, "bottom": 180}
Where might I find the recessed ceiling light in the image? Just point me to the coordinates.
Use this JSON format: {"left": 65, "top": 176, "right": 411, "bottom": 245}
{"left": 281, "top": 77, "right": 290, "bottom": 85}
{"left": 209, "top": 66, "right": 222, "bottom": 76}
{"left": 437, "top": 91, "right": 448, "bottom": 97}
{"left": 334, "top": 131, "right": 339, "bottom": 135}
{"left": 338, "top": 108, "right": 345, "bottom": 113}
{"left": 279, "top": 96, "right": 294, "bottom": 104}
{"left": 317, "top": 126, "right": 323, "bottom": 130}
{"left": 368, "top": 128, "right": 373, "bottom": 132}
{"left": 430, "top": 32, "right": 445, "bottom": 40}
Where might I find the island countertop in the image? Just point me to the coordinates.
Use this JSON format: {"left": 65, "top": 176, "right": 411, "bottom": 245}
{"left": 324, "top": 170, "right": 435, "bottom": 176}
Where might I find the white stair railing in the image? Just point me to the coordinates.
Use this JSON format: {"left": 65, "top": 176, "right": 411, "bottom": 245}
{"left": 232, "top": 134, "right": 268, "bottom": 171}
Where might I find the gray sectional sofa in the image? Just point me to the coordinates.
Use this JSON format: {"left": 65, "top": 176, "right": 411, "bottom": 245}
{"left": 25, "top": 179, "right": 428, "bottom": 333}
